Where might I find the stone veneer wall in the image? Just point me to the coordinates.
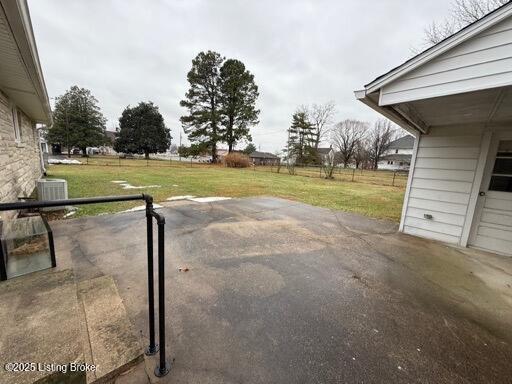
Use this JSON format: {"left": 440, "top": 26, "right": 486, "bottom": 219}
{"left": 0, "top": 89, "right": 42, "bottom": 219}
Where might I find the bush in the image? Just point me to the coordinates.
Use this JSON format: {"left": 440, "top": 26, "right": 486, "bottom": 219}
{"left": 224, "top": 152, "right": 250, "bottom": 168}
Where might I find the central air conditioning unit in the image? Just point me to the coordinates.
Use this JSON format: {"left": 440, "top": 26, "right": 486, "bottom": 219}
{"left": 37, "top": 179, "right": 68, "bottom": 211}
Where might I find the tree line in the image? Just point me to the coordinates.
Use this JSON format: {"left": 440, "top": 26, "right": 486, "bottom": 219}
{"left": 47, "top": 86, "right": 171, "bottom": 159}
{"left": 47, "top": 50, "right": 259, "bottom": 161}
{"left": 285, "top": 103, "right": 399, "bottom": 171}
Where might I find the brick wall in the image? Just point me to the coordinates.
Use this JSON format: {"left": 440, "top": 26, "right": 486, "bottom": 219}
{"left": 0, "top": 90, "right": 42, "bottom": 219}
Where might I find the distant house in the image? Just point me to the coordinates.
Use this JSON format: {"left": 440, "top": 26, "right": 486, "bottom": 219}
{"left": 379, "top": 135, "right": 414, "bottom": 170}
{"left": 0, "top": 0, "right": 52, "bottom": 218}
{"left": 316, "top": 147, "right": 334, "bottom": 164}
{"left": 86, "top": 130, "right": 117, "bottom": 155}
{"left": 249, "top": 151, "right": 280, "bottom": 165}
{"left": 216, "top": 149, "right": 229, "bottom": 161}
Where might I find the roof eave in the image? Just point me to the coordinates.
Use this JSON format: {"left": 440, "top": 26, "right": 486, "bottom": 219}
{"left": 364, "top": 2, "right": 512, "bottom": 95}
{"left": 1, "top": 0, "right": 52, "bottom": 124}
{"left": 355, "top": 90, "right": 422, "bottom": 137}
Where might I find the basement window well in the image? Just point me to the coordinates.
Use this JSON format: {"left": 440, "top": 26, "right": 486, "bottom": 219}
{"left": 0, "top": 215, "right": 55, "bottom": 280}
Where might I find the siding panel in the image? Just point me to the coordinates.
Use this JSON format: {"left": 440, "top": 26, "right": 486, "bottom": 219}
{"left": 480, "top": 211, "right": 512, "bottom": 227}
{"left": 413, "top": 168, "right": 475, "bottom": 182}
{"left": 416, "top": 146, "right": 480, "bottom": 159}
{"left": 404, "top": 217, "right": 463, "bottom": 237}
{"left": 419, "top": 136, "right": 481, "bottom": 148}
{"left": 411, "top": 178, "right": 473, "bottom": 193}
{"left": 406, "top": 207, "right": 466, "bottom": 226}
{"left": 403, "top": 226, "right": 460, "bottom": 244}
{"left": 379, "top": 18, "right": 512, "bottom": 105}
{"left": 409, "top": 188, "right": 470, "bottom": 204}
{"left": 415, "top": 158, "right": 478, "bottom": 170}
{"left": 473, "top": 235, "right": 512, "bottom": 255}
{"left": 408, "top": 197, "right": 469, "bottom": 216}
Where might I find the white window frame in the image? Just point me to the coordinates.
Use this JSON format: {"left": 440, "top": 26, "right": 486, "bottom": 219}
{"left": 11, "top": 104, "right": 21, "bottom": 142}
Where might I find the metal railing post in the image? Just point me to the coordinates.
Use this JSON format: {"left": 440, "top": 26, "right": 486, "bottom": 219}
{"left": 154, "top": 213, "right": 170, "bottom": 377}
{"left": 145, "top": 197, "right": 158, "bottom": 356}
{"left": 0, "top": 193, "right": 171, "bottom": 377}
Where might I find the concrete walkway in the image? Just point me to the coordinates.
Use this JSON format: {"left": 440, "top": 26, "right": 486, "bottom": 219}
{"left": 51, "top": 197, "right": 512, "bottom": 383}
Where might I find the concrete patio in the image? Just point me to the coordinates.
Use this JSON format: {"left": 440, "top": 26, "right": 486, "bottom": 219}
{"left": 51, "top": 196, "right": 512, "bottom": 383}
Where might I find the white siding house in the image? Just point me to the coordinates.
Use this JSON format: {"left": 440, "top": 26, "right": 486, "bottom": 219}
{"left": 356, "top": 3, "right": 512, "bottom": 256}
{"left": 379, "top": 135, "right": 414, "bottom": 170}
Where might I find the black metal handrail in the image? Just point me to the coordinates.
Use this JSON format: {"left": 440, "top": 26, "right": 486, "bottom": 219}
{"left": 0, "top": 194, "right": 170, "bottom": 377}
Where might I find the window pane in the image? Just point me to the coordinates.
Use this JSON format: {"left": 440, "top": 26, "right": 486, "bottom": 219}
{"left": 489, "top": 176, "right": 512, "bottom": 192}
{"left": 493, "top": 158, "right": 512, "bottom": 174}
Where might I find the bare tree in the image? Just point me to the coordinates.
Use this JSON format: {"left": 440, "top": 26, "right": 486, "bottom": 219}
{"left": 331, "top": 119, "right": 368, "bottom": 168}
{"left": 368, "top": 119, "right": 397, "bottom": 170}
{"left": 425, "top": 0, "right": 508, "bottom": 45}
{"left": 309, "top": 101, "right": 336, "bottom": 149}
{"left": 353, "top": 138, "right": 370, "bottom": 169}
{"left": 321, "top": 150, "right": 337, "bottom": 179}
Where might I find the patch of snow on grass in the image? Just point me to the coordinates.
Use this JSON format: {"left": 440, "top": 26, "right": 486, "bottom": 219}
{"left": 111, "top": 181, "right": 160, "bottom": 189}
{"left": 188, "top": 197, "right": 231, "bottom": 203}
{"left": 166, "top": 195, "right": 195, "bottom": 201}
{"left": 121, "top": 184, "right": 160, "bottom": 189}
{"left": 120, "top": 203, "right": 163, "bottom": 213}
{"left": 49, "top": 159, "right": 82, "bottom": 165}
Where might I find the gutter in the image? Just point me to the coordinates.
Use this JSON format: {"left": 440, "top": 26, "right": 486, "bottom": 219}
{"left": 36, "top": 125, "right": 46, "bottom": 175}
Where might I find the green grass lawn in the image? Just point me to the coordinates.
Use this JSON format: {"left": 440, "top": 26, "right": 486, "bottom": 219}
{"left": 47, "top": 163, "right": 405, "bottom": 221}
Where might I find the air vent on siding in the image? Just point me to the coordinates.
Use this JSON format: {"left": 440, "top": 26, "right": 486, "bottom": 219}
{"left": 37, "top": 179, "right": 68, "bottom": 211}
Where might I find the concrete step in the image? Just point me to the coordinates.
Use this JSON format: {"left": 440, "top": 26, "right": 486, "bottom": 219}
{"left": 0, "top": 269, "right": 85, "bottom": 384}
{"left": 77, "top": 275, "right": 143, "bottom": 384}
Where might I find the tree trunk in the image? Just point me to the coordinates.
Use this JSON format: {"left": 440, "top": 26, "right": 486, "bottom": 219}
{"left": 228, "top": 143, "right": 233, "bottom": 153}
{"left": 211, "top": 143, "right": 217, "bottom": 163}
{"left": 67, "top": 147, "right": 71, "bottom": 158}
{"left": 145, "top": 151, "right": 149, "bottom": 160}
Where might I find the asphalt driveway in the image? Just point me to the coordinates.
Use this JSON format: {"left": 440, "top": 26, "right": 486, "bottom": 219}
{"left": 51, "top": 197, "right": 512, "bottom": 383}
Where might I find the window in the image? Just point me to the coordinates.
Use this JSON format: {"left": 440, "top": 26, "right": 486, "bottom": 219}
{"left": 489, "top": 140, "right": 512, "bottom": 192}
{"left": 11, "top": 105, "right": 21, "bottom": 142}
{"left": 17, "top": 110, "right": 22, "bottom": 138}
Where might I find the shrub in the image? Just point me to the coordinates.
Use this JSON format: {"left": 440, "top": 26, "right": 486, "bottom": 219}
{"left": 224, "top": 152, "right": 250, "bottom": 168}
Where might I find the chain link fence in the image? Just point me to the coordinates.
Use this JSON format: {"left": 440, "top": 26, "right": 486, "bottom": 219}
{"left": 251, "top": 164, "right": 409, "bottom": 187}
{"left": 52, "top": 155, "right": 408, "bottom": 188}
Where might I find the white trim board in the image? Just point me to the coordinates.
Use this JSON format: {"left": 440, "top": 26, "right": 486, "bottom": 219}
{"left": 460, "top": 130, "right": 492, "bottom": 246}
{"left": 399, "top": 131, "right": 420, "bottom": 232}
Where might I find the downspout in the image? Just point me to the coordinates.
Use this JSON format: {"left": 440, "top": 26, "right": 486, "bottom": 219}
{"left": 36, "top": 125, "right": 46, "bottom": 176}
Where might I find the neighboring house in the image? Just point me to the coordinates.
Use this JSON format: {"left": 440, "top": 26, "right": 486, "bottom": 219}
{"left": 216, "top": 148, "right": 229, "bottom": 162}
{"left": 88, "top": 130, "right": 117, "bottom": 155}
{"left": 379, "top": 135, "right": 414, "bottom": 170}
{"left": 0, "top": 0, "right": 51, "bottom": 218}
{"left": 355, "top": 2, "right": 512, "bottom": 256}
{"left": 316, "top": 147, "right": 334, "bottom": 164}
{"left": 249, "top": 151, "right": 280, "bottom": 165}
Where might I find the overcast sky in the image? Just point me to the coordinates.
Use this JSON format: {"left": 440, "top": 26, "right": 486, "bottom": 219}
{"left": 29, "top": 0, "right": 452, "bottom": 152}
